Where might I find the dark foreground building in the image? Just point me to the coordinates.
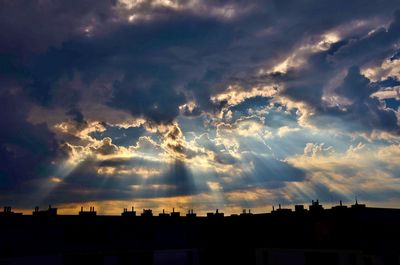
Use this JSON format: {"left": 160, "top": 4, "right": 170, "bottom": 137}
{"left": 1, "top": 201, "right": 400, "bottom": 265}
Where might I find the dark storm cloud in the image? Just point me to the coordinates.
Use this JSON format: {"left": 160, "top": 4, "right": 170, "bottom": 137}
{"left": 66, "top": 106, "right": 86, "bottom": 127}
{"left": 334, "top": 10, "right": 400, "bottom": 66}
{"left": 87, "top": 15, "right": 242, "bottom": 121}
{"left": 3, "top": 0, "right": 397, "bottom": 123}
{"left": 0, "top": 91, "right": 65, "bottom": 205}
{"left": 276, "top": 10, "right": 400, "bottom": 134}
{"left": 6, "top": 14, "right": 239, "bottom": 119}
{"left": 302, "top": 66, "right": 400, "bottom": 134}
{"left": 332, "top": 67, "right": 398, "bottom": 133}
{"left": 0, "top": 0, "right": 117, "bottom": 53}
{"left": 110, "top": 73, "right": 186, "bottom": 123}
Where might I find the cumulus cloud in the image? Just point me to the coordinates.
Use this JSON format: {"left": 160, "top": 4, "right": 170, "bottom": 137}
{"left": 94, "top": 137, "right": 119, "bottom": 155}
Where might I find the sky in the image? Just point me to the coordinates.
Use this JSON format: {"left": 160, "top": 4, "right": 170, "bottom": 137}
{"left": 1, "top": 0, "right": 400, "bottom": 215}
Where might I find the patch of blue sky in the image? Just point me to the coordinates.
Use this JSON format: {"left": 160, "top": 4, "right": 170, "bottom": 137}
{"left": 90, "top": 123, "right": 147, "bottom": 147}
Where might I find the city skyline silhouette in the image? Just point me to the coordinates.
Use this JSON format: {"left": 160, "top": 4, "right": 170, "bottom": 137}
{"left": 1, "top": 200, "right": 400, "bottom": 264}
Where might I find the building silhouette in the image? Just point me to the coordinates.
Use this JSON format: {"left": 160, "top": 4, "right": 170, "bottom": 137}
{"left": 78, "top": 206, "right": 96, "bottom": 217}
{"left": 0, "top": 206, "right": 22, "bottom": 216}
{"left": 186, "top": 209, "right": 196, "bottom": 218}
{"left": 1, "top": 201, "right": 400, "bottom": 265}
{"left": 206, "top": 209, "right": 224, "bottom": 218}
{"left": 33, "top": 205, "right": 58, "bottom": 216}
{"left": 141, "top": 209, "right": 153, "bottom": 217}
{"left": 121, "top": 207, "right": 136, "bottom": 217}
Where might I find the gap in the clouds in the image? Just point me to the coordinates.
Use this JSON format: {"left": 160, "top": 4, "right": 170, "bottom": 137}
{"left": 89, "top": 123, "right": 147, "bottom": 147}
{"left": 228, "top": 96, "right": 272, "bottom": 117}
{"left": 383, "top": 98, "right": 400, "bottom": 111}
{"left": 263, "top": 102, "right": 299, "bottom": 128}
{"left": 176, "top": 114, "right": 212, "bottom": 140}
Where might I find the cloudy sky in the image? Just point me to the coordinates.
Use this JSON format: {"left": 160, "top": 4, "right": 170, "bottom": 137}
{"left": 1, "top": 0, "right": 400, "bottom": 215}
